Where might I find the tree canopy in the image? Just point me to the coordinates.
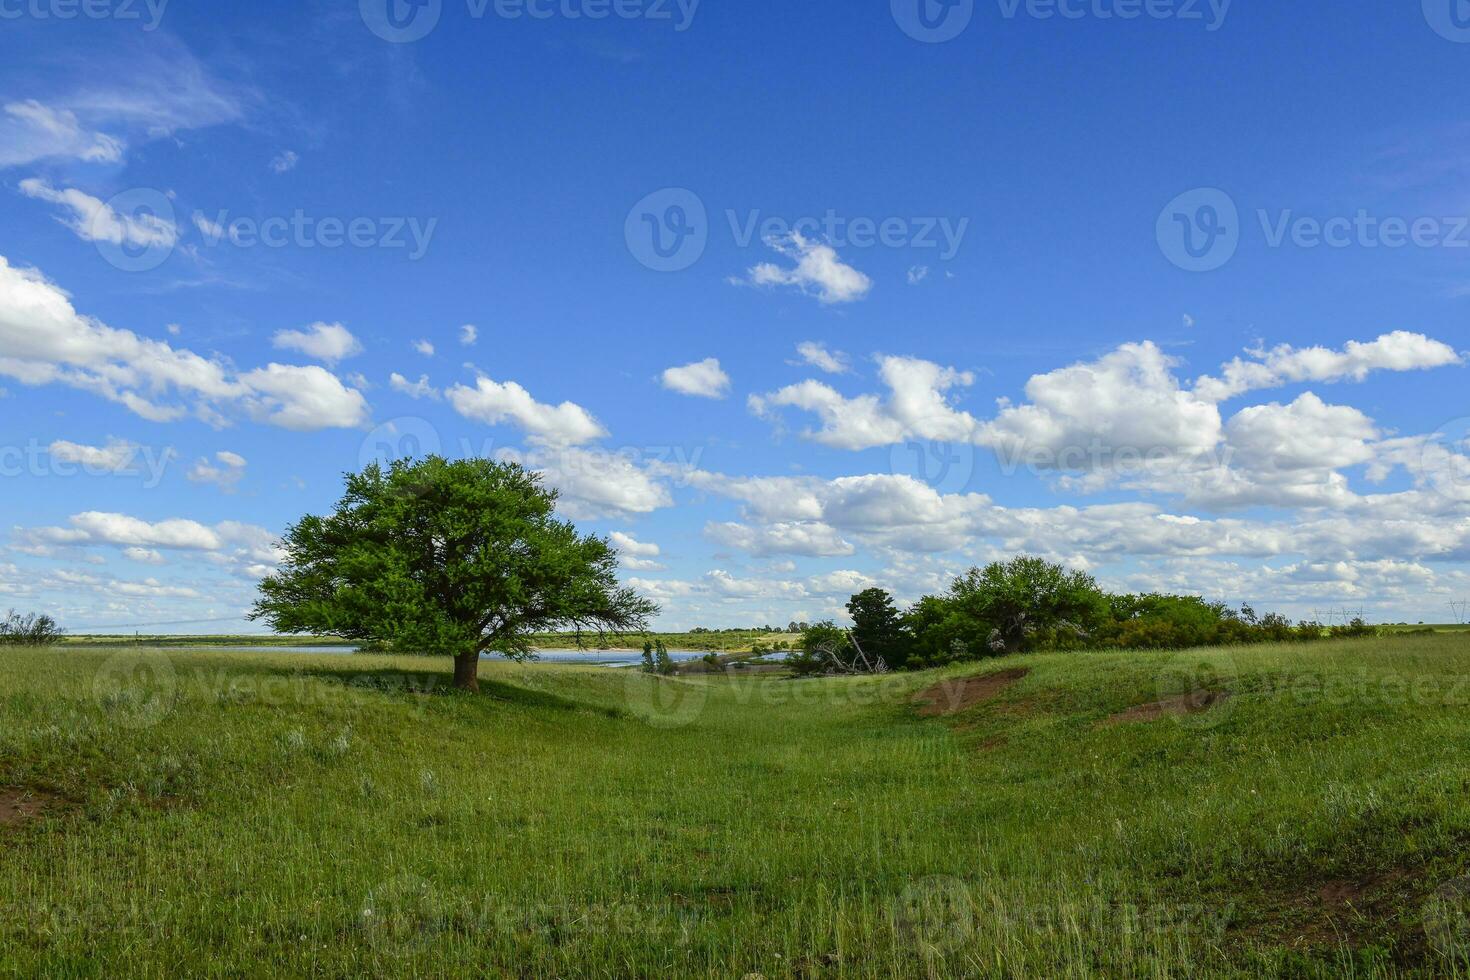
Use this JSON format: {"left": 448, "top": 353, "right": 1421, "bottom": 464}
{"left": 252, "top": 456, "right": 657, "bottom": 690}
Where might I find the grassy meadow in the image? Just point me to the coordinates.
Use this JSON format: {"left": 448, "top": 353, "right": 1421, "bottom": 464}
{"left": 3, "top": 633, "right": 1470, "bottom": 976}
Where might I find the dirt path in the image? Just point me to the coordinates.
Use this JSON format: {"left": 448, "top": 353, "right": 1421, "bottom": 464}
{"left": 913, "top": 668, "right": 1030, "bottom": 717}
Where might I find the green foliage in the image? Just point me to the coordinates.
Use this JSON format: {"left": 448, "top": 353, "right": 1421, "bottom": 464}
{"left": 845, "top": 588, "right": 911, "bottom": 669}
{"left": 252, "top": 456, "right": 657, "bottom": 688}
{"left": 790, "top": 621, "right": 851, "bottom": 676}
{"left": 640, "top": 640, "right": 657, "bottom": 674}
{"left": 913, "top": 557, "right": 1107, "bottom": 659}
{"left": 886, "top": 558, "right": 1383, "bottom": 671}
{"left": 0, "top": 610, "right": 61, "bottom": 647}
{"left": 653, "top": 640, "right": 676, "bottom": 676}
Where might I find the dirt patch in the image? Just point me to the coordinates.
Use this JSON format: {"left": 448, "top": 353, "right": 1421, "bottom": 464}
{"left": 0, "top": 788, "right": 59, "bottom": 829}
{"left": 914, "top": 668, "right": 1029, "bottom": 717}
{"left": 1102, "top": 690, "right": 1229, "bottom": 726}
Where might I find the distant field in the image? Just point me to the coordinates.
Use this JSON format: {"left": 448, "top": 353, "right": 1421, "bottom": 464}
{"left": 60, "top": 631, "right": 795, "bottom": 652}
{"left": 5, "top": 633, "right": 1470, "bottom": 975}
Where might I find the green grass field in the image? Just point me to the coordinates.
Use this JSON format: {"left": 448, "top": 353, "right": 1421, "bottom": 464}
{"left": 4, "top": 633, "right": 1470, "bottom": 976}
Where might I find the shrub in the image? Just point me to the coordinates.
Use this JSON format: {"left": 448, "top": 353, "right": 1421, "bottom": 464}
{"left": 0, "top": 611, "right": 62, "bottom": 647}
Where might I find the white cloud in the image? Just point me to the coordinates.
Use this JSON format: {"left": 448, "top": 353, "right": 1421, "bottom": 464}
{"left": 735, "top": 233, "right": 872, "bottom": 305}
{"left": 611, "top": 531, "right": 663, "bottom": 570}
{"left": 18, "top": 178, "right": 178, "bottom": 249}
{"left": 47, "top": 439, "right": 141, "bottom": 473}
{"left": 447, "top": 377, "right": 607, "bottom": 447}
{"left": 271, "top": 322, "right": 362, "bottom": 365}
{"left": 610, "top": 531, "right": 660, "bottom": 557}
{"left": 795, "top": 341, "right": 850, "bottom": 374}
{"left": 269, "top": 150, "right": 299, "bottom": 173}
{"left": 907, "top": 265, "right": 930, "bottom": 285}
{"left": 1196, "top": 331, "right": 1462, "bottom": 402}
{"left": 751, "top": 355, "right": 978, "bottom": 450}
{"left": 506, "top": 447, "right": 672, "bottom": 519}
{"left": 661, "top": 358, "right": 730, "bottom": 399}
{"left": 978, "top": 341, "right": 1222, "bottom": 470}
{"left": 238, "top": 364, "right": 370, "bottom": 431}
{"left": 0, "top": 100, "right": 123, "bottom": 166}
{"left": 187, "top": 451, "right": 248, "bottom": 492}
{"left": 413, "top": 340, "right": 435, "bottom": 357}
{"left": 389, "top": 373, "right": 440, "bottom": 400}
{"left": 0, "top": 255, "right": 292, "bottom": 425}
{"left": 122, "top": 547, "right": 166, "bottom": 565}
{"left": 706, "top": 521, "right": 855, "bottom": 557}
{"left": 460, "top": 324, "right": 478, "bottom": 346}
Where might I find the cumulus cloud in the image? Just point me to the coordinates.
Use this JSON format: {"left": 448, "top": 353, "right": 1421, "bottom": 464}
{"left": 269, "top": 149, "right": 299, "bottom": 173}
{"left": 413, "top": 340, "right": 435, "bottom": 357}
{"left": 0, "top": 256, "right": 369, "bottom": 430}
{"left": 1195, "top": 331, "right": 1462, "bottom": 402}
{"left": 389, "top": 373, "right": 440, "bottom": 400}
{"left": 795, "top": 341, "right": 850, "bottom": 374}
{"left": 611, "top": 531, "right": 663, "bottom": 570}
{"left": 460, "top": 324, "right": 478, "bottom": 346}
{"left": 505, "top": 447, "right": 672, "bottom": 519}
{"left": 705, "top": 520, "right": 855, "bottom": 557}
{"left": 239, "top": 365, "right": 370, "bottom": 431}
{"left": 447, "top": 377, "right": 607, "bottom": 447}
{"left": 18, "top": 178, "right": 178, "bottom": 249}
{"left": 187, "top": 451, "right": 248, "bottom": 492}
{"left": 751, "top": 355, "right": 979, "bottom": 450}
{"left": 734, "top": 233, "right": 872, "bottom": 304}
{"left": 271, "top": 322, "right": 362, "bottom": 364}
{"left": 661, "top": 358, "right": 730, "bottom": 399}
{"left": 48, "top": 439, "right": 142, "bottom": 472}
{"left": 978, "top": 341, "right": 1222, "bottom": 470}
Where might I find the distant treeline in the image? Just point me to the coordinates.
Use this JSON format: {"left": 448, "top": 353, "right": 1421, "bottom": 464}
{"left": 793, "top": 557, "right": 1379, "bottom": 675}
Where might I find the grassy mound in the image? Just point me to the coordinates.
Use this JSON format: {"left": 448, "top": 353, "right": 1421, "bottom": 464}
{"left": 2, "top": 634, "right": 1469, "bottom": 976}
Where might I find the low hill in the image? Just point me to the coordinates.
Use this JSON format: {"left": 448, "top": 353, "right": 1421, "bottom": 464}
{"left": 2, "top": 634, "right": 1469, "bottom": 976}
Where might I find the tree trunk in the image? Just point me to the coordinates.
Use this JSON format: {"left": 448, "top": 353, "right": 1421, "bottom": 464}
{"left": 453, "top": 651, "right": 480, "bottom": 692}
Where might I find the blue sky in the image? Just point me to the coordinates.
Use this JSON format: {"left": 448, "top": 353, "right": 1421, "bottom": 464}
{"left": 1, "top": 0, "right": 1469, "bottom": 631}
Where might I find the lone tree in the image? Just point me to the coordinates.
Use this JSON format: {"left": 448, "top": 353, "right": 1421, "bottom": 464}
{"left": 251, "top": 457, "right": 657, "bottom": 691}
{"left": 846, "top": 588, "right": 910, "bottom": 670}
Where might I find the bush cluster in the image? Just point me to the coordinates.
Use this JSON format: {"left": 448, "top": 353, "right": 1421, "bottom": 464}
{"left": 0, "top": 610, "right": 62, "bottom": 647}
{"left": 797, "top": 557, "right": 1379, "bottom": 674}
